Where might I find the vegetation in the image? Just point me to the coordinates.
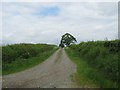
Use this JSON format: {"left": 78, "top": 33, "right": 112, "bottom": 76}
{"left": 59, "top": 33, "right": 77, "bottom": 47}
{"left": 66, "top": 40, "right": 119, "bottom": 88}
{"left": 2, "top": 43, "right": 58, "bottom": 75}
{"left": 0, "top": 46, "right": 1, "bottom": 75}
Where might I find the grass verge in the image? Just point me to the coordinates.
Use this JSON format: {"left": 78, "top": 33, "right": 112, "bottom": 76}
{"left": 65, "top": 48, "right": 117, "bottom": 88}
{"left": 3, "top": 48, "right": 58, "bottom": 75}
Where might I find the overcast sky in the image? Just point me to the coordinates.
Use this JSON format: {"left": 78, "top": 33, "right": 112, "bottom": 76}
{"left": 2, "top": 2, "right": 118, "bottom": 45}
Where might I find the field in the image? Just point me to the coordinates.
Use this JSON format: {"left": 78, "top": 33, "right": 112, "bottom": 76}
{"left": 2, "top": 43, "right": 58, "bottom": 75}
{"left": 65, "top": 40, "right": 119, "bottom": 88}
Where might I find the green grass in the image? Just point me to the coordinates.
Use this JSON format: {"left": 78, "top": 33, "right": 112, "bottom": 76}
{"left": 65, "top": 40, "right": 119, "bottom": 88}
{"left": 2, "top": 44, "right": 58, "bottom": 75}
{"left": 0, "top": 46, "right": 1, "bottom": 76}
{"left": 3, "top": 48, "right": 58, "bottom": 75}
{"left": 2, "top": 43, "right": 57, "bottom": 63}
{"left": 68, "top": 40, "right": 119, "bottom": 82}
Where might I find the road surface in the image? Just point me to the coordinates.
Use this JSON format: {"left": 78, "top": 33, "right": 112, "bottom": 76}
{"left": 2, "top": 48, "right": 78, "bottom": 88}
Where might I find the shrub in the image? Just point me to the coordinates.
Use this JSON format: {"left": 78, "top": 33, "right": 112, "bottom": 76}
{"left": 2, "top": 44, "right": 56, "bottom": 63}
{"left": 69, "top": 40, "right": 119, "bottom": 83}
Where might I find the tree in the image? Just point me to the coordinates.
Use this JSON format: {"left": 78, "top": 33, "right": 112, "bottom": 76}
{"left": 59, "top": 39, "right": 64, "bottom": 48}
{"left": 59, "top": 33, "right": 77, "bottom": 47}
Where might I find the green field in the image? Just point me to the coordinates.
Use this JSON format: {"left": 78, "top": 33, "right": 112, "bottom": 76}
{"left": 65, "top": 40, "right": 119, "bottom": 88}
{"left": 2, "top": 43, "right": 58, "bottom": 75}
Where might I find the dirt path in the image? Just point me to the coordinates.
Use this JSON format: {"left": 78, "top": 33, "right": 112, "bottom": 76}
{"left": 3, "top": 48, "right": 79, "bottom": 88}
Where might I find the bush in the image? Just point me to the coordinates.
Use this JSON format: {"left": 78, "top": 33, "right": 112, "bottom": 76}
{"left": 2, "top": 43, "right": 56, "bottom": 63}
{"left": 69, "top": 40, "right": 119, "bottom": 83}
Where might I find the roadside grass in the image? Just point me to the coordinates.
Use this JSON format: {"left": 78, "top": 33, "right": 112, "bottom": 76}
{"left": 3, "top": 46, "right": 58, "bottom": 75}
{"left": 65, "top": 48, "right": 117, "bottom": 88}
{"left": 0, "top": 46, "right": 1, "bottom": 76}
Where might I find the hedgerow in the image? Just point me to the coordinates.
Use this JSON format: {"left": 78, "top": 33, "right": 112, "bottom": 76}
{"left": 2, "top": 43, "right": 56, "bottom": 63}
{"left": 69, "top": 40, "right": 119, "bottom": 83}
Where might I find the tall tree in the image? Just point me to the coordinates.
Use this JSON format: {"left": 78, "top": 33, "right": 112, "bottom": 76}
{"left": 59, "top": 33, "right": 77, "bottom": 47}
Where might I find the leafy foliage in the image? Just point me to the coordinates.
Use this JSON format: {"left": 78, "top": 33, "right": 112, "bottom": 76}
{"left": 2, "top": 43, "right": 56, "bottom": 63}
{"left": 59, "top": 33, "right": 77, "bottom": 47}
{"left": 69, "top": 40, "right": 119, "bottom": 83}
{"left": 2, "top": 43, "right": 58, "bottom": 75}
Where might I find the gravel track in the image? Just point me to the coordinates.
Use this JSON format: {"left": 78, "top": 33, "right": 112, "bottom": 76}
{"left": 3, "top": 48, "right": 78, "bottom": 88}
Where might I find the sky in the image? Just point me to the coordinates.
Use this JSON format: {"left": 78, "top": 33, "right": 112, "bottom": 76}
{"left": 1, "top": 2, "right": 118, "bottom": 45}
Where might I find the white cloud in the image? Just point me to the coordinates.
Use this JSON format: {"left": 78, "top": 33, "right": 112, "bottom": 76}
{"left": 1, "top": 0, "right": 119, "bottom": 2}
{"left": 1, "top": 2, "right": 118, "bottom": 45}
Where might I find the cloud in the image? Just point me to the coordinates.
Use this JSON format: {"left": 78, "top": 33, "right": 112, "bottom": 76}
{"left": 1, "top": 2, "right": 118, "bottom": 45}
{"left": 1, "top": 0, "right": 119, "bottom": 2}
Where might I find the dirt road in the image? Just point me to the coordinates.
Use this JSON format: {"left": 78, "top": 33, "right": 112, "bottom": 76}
{"left": 3, "top": 48, "right": 78, "bottom": 88}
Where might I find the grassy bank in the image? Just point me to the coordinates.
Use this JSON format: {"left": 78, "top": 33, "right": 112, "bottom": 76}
{"left": 0, "top": 46, "right": 1, "bottom": 76}
{"left": 65, "top": 40, "right": 119, "bottom": 88}
{"left": 2, "top": 43, "right": 58, "bottom": 75}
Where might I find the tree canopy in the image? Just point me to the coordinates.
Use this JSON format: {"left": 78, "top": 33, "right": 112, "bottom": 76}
{"left": 59, "top": 33, "right": 77, "bottom": 47}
